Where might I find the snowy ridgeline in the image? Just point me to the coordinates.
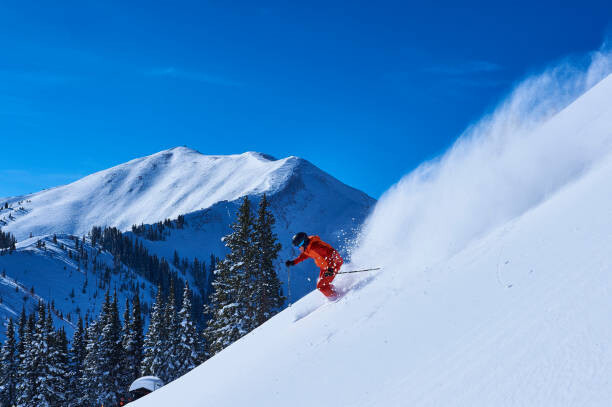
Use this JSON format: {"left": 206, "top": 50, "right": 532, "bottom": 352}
{"left": 0, "top": 148, "right": 374, "bottom": 245}
{"left": 133, "top": 70, "right": 612, "bottom": 405}
{"left": 0, "top": 148, "right": 375, "bottom": 305}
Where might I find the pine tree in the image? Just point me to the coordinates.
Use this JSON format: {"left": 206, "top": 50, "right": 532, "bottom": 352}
{"left": 127, "top": 293, "right": 144, "bottom": 382}
{"left": 97, "top": 291, "right": 124, "bottom": 406}
{"left": 31, "top": 303, "right": 53, "bottom": 406}
{"left": 175, "top": 282, "right": 199, "bottom": 378}
{"left": 163, "top": 281, "right": 179, "bottom": 381}
{"left": 80, "top": 317, "right": 101, "bottom": 405}
{"left": 81, "top": 291, "right": 124, "bottom": 406}
{"left": 120, "top": 297, "right": 133, "bottom": 397}
{"left": 205, "top": 254, "right": 217, "bottom": 304}
{"left": 0, "top": 229, "right": 16, "bottom": 250}
{"left": 121, "top": 294, "right": 144, "bottom": 396}
{"left": 173, "top": 250, "right": 180, "bottom": 267}
{"left": 0, "top": 319, "right": 17, "bottom": 406}
{"left": 141, "top": 286, "right": 167, "bottom": 380}
{"left": 68, "top": 316, "right": 86, "bottom": 406}
{"left": 204, "top": 196, "right": 255, "bottom": 357}
{"left": 16, "top": 313, "right": 36, "bottom": 406}
{"left": 17, "top": 307, "right": 26, "bottom": 352}
{"left": 47, "top": 327, "right": 69, "bottom": 406}
{"left": 252, "top": 194, "right": 284, "bottom": 326}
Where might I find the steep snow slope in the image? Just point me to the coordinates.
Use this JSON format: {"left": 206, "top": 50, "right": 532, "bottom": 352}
{"left": 135, "top": 149, "right": 612, "bottom": 406}
{"left": 0, "top": 148, "right": 373, "bottom": 242}
{"left": 134, "top": 69, "right": 612, "bottom": 404}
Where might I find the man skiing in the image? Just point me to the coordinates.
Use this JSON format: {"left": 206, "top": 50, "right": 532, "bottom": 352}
{"left": 285, "top": 232, "right": 343, "bottom": 299}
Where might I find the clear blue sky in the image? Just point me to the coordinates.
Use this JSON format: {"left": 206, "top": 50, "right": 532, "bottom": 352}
{"left": 1, "top": 0, "right": 610, "bottom": 198}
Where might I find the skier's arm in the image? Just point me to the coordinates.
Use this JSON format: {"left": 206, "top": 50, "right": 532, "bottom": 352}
{"left": 292, "top": 252, "right": 309, "bottom": 265}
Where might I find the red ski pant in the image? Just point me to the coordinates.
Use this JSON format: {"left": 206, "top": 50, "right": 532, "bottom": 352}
{"left": 316, "top": 258, "right": 343, "bottom": 298}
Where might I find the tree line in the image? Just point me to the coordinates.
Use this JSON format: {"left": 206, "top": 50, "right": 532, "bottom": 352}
{"left": 0, "top": 229, "right": 16, "bottom": 252}
{"left": 0, "top": 193, "right": 285, "bottom": 406}
{"left": 90, "top": 225, "right": 216, "bottom": 325}
{"left": 131, "top": 214, "right": 185, "bottom": 241}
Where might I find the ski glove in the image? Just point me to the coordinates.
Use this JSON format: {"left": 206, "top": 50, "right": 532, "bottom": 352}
{"left": 324, "top": 268, "right": 335, "bottom": 277}
{"left": 285, "top": 260, "right": 295, "bottom": 267}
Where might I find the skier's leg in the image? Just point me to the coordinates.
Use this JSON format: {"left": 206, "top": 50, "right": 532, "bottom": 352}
{"left": 317, "top": 269, "right": 338, "bottom": 298}
{"left": 331, "top": 253, "right": 344, "bottom": 274}
{"left": 317, "top": 278, "right": 338, "bottom": 298}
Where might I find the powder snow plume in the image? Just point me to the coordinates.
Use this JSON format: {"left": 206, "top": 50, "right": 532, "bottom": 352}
{"left": 350, "top": 45, "right": 612, "bottom": 276}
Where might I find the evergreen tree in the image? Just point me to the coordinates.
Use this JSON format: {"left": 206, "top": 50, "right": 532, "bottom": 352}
{"left": 80, "top": 317, "right": 101, "bottom": 405}
{"left": 203, "top": 196, "right": 255, "bottom": 357}
{"left": 47, "top": 327, "right": 69, "bottom": 406}
{"left": 16, "top": 313, "right": 35, "bottom": 406}
{"left": 120, "top": 297, "right": 133, "bottom": 397}
{"left": 141, "top": 286, "right": 167, "bottom": 380}
{"left": 126, "top": 293, "right": 144, "bottom": 382}
{"left": 163, "top": 281, "right": 179, "bottom": 381}
{"left": 16, "top": 306, "right": 26, "bottom": 355}
{"left": 173, "top": 250, "right": 180, "bottom": 267}
{"left": 205, "top": 254, "right": 217, "bottom": 304}
{"left": 0, "top": 319, "right": 17, "bottom": 406}
{"left": 121, "top": 295, "right": 144, "bottom": 396}
{"left": 81, "top": 291, "right": 124, "bottom": 406}
{"left": 0, "top": 229, "right": 17, "bottom": 250}
{"left": 252, "top": 194, "right": 284, "bottom": 326}
{"left": 31, "top": 303, "right": 53, "bottom": 406}
{"left": 68, "top": 316, "right": 86, "bottom": 406}
{"left": 97, "top": 291, "right": 124, "bottom": 406}
{"left": 175, "top": 282, "right": 199, "bottom": 378}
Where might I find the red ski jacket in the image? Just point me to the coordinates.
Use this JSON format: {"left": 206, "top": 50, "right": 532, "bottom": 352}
{"left": 292, "top": 235, "right": 343, "bottom": 271}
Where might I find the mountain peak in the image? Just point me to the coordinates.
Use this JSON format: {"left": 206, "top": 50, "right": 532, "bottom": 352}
{"left": 153, "top": 147, "right": 278, "bottom": 163}
{"left": 1, "top": 148, "right": 374, "bottom": 240}
{"left": 150, "top": 146, "right": 201, "bottom": 157}
{"left": 241, "top": 151, "right": 278, "bottom": 161}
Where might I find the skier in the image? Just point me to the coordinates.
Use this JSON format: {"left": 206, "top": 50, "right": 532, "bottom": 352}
{"left": 285, "top": 232, "right": 343, "bottom": 299}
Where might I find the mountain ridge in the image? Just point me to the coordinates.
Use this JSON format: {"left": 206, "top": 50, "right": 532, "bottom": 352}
{"left": 1, "top": 147, "right": 374, "bottom": 242}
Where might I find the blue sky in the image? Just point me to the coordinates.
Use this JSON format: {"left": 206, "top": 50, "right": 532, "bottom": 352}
{"left": 1, "top": 0, "right": 611, "bottom": 199}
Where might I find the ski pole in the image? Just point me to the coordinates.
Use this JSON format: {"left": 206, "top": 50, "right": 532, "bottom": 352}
{"left": 336, "top": 267, "right": 381, "bottom": 275}
{"left": 287, "top": 265, "right": 292, "bottom": 307}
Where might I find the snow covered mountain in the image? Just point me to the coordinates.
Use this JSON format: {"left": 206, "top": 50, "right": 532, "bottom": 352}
{"left": 0, "top": 148, "right": 375, "bottom": 334}
{"left": 132, "top": 65, "right": 612, "bottom": 406}
{"left": 0, "top": 148, "right": 373, "bottom": 243}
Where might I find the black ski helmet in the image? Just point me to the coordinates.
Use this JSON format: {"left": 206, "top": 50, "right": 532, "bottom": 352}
{"left": 292, "top": 232, "right": 308, "bottom": 247}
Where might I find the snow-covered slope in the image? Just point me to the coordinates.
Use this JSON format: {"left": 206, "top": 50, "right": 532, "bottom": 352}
{"left": 133, "top": 66, "right": 612, "bottom": 405}
{"left": 140, "top": 149, "right": 612, "bottom": 406}
{"left": 0, "top": 234, "right": 157, "bottom": 339}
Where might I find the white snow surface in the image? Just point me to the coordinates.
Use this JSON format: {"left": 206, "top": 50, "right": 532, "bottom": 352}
{"left": 135, "top": 57, "right": 612, "bottom": 405}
